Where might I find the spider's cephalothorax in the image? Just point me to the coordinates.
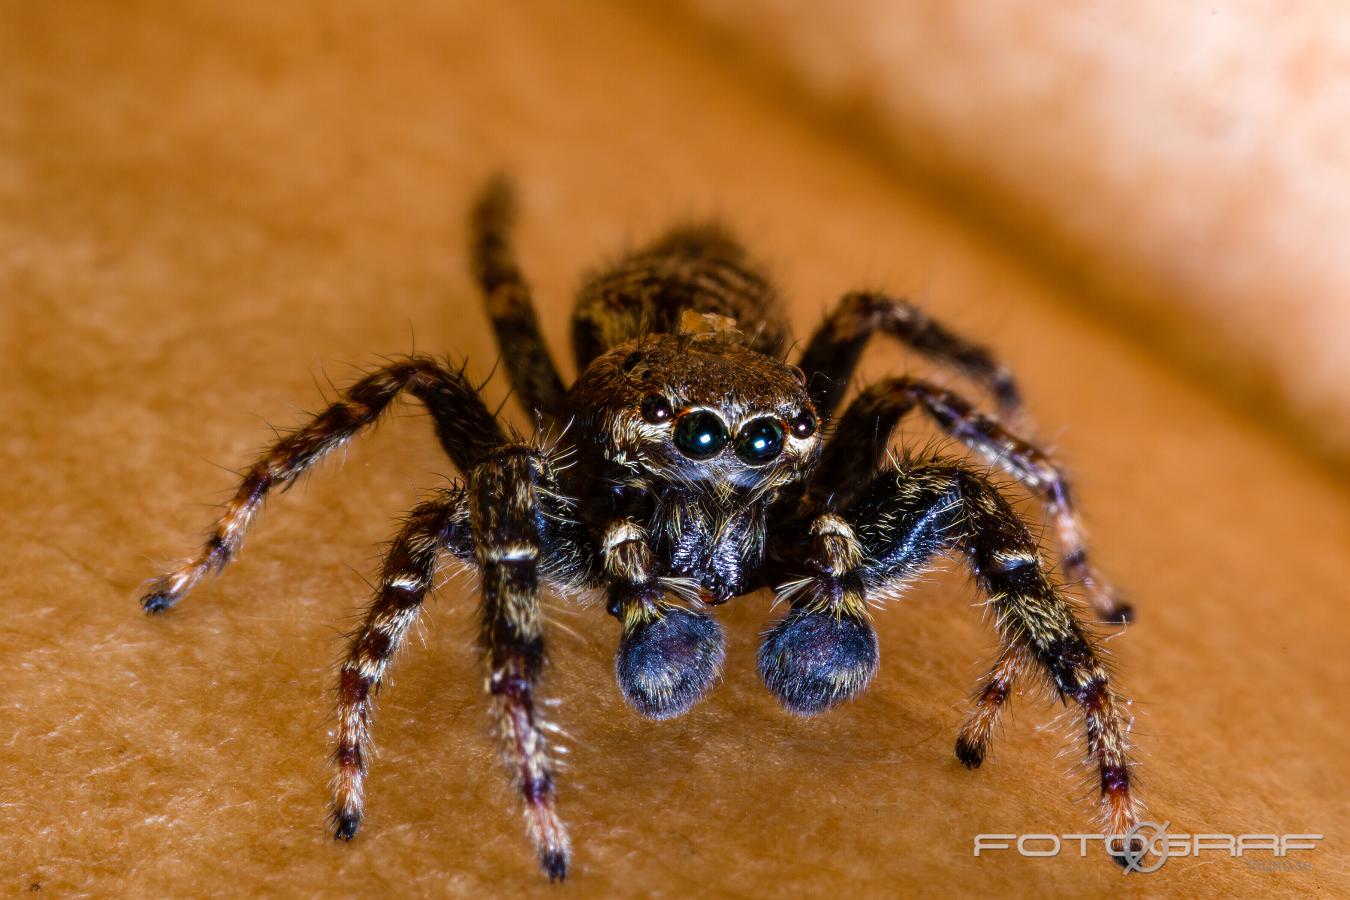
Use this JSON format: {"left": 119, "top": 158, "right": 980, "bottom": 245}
{"left": 139, "top": 177, "right": 1141, "bottom": 881}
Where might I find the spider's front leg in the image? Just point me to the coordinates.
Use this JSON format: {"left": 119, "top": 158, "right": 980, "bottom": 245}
{"left": 601, "top": 519, "right": 725, "bottom": 719}
{"left": 815, "top": 377, "right": 1131, "bottom": 624}
{"left": 334, "top": 446, "right": 583, "bottom": 882}
{"left": 763, "top": 461, "right": 1140, "bottom": 854}
{"left": 472, "top": 446, "right": 573, "bottom": 879}
{"left": 333, "top": 487, "right": 473, "bottom": 841}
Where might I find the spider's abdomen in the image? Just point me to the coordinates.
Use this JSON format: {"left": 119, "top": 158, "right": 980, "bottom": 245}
{"left": 570, "top": 223, "right": 789, "bottom": 370}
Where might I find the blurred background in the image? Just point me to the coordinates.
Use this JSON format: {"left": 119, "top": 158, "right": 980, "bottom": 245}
{"left": 683, "top": 0, "right": 1350, "bottom": 471}
{"left": 3, "top": 1, "right": 1347, "bottom": 896}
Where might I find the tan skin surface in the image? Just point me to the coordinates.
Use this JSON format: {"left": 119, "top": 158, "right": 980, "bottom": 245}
{"left": 3, "top": 2, "right": 1347, "bottom": 896}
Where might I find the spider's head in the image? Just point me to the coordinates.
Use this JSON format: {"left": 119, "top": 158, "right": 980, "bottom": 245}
{"left": 571, "top": 331, "right": 821, "bottom": 493}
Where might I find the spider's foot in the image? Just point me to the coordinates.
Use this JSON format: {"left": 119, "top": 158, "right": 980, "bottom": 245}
{"left": 954, "top": 735, "right": 985, "bottom": 769}
{"left": 140, "top": 581, "right": 183, "bottom": 614}
{"left": 540, "top": 848, "right": 569, "bottom": 882}
{"left": 332, "top": 811, "right": 361, "bottom": 842}
{"left": 616, "top": 606, "right": 726, "bottom": 720}
{"left": 1108, "top": 833, "right": 1147, "bottom": 870}
{"left": 1080, "top": 574, "right": 1135, "bottom": 624}
{"left": 1102, "top": 600, "right": 1136, "bottom": 625}
{"left": 1087, "top": 591, "right": 1135, "bottom": 625}
{"left": 758, "top": 606, "right": 879, "bottom": 715}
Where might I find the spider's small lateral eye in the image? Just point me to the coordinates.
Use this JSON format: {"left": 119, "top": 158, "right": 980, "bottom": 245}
{"left": 735, "top": 417, "right": 785, "bottom": 464}
{"left": 790, "top": 410, "right": 817, "bottom": 439}
{"left": 673, "top": 410, "right": 729, "bottom": 460}
{"left": 640, "top": 395, "right": 674, "bottom": 424}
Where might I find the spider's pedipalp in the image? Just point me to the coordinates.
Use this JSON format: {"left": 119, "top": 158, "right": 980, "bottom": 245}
{"left": 758, "top": 514, "right": 878, "bottom": 715}
{"left": 602, "top": 519, "right": 726, "bottom": 719}
{"left": 757, "top": 602, "right": 879, "bottom": 715}
{"left": 616, "top": 603, "right": 725, "bottom": 720}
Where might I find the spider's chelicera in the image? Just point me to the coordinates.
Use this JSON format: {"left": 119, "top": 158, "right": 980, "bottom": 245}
{"left": 139, "top": 177, "right": 1140, "bottom": 881}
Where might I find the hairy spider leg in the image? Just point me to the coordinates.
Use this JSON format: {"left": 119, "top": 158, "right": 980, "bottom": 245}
{"left": 954, "top": 642, "right": 1029, "bottom": 769}
{"left": 333, "top": 446, "right": 578, "bottom": 881}
{"left": 143, "top": 343, "right": 583, "bottom": 876}
{"left": 333, "top": 489, "right": 473, "bottom": 842}
{"left": 815, "top": 377, "right": 1131, "bottom": 624}
{"left": 473, "top": 176, "right": 569, "bottom": 422}
{"left": 764, "top": 461, "right": 1140, "bottom": 854}
{"left": 797, "top": 291, "right": 1022, "bottom": 424}
{"left": 470, "top": 445, "right": 574, "bottom": 880}
{"left": 139, "top": 356, "right": 504, "bottom": 612}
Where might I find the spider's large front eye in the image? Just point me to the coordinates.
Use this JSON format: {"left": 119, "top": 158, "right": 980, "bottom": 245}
{"left": 735, "top": 417, "right": 785, "bottom": 464}
{"left": 673, "top": 410, "right": 729, "bottom": 459}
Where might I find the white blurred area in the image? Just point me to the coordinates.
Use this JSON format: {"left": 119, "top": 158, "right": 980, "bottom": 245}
{"left": 679, "top": 0, "right": 1350, "bottom": 464}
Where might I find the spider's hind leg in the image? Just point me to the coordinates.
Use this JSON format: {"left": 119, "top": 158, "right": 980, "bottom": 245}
{"left": 471, "top": 177, "right": 569, "bottom": 421}
{"left": 797, "top": 291, "right": 1021, "bottom": 423}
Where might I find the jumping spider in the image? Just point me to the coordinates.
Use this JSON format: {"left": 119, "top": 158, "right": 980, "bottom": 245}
{"left": 140, "top": 177, "right": 1140, "bottom": 880}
